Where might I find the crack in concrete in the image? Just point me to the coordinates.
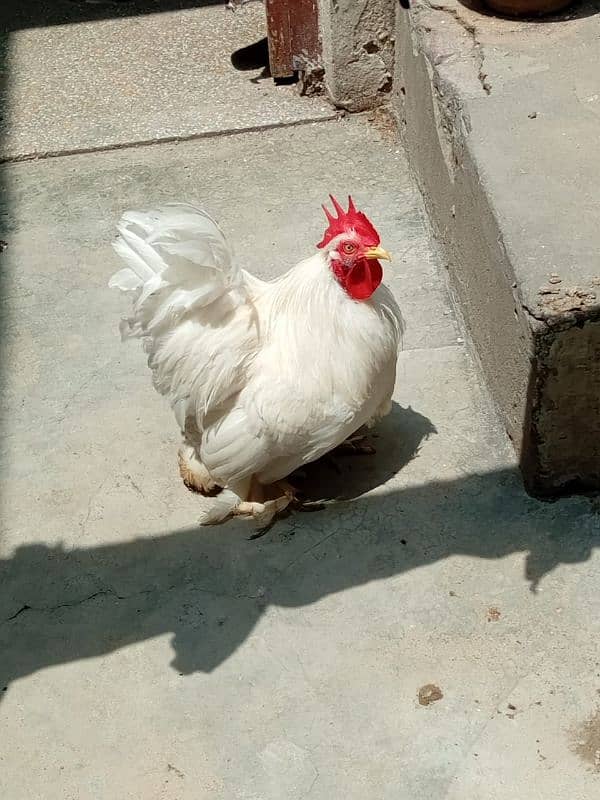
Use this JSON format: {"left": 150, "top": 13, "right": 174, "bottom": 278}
{"left": 3, "top": 589, "right": 125, "bottom": 623}
{"left": 6, "top": 604, "right": 31, "bottom": 621}
{"left": 1, "top": 583, "right": 267, "bottom": 627}
{"left": 521, "top": 300, "right": 600, "bottom": 332}
{"left": 304, "top": 764, "right": 320, "bottom": 798}
{"left": 0, "top": 116, "right": 340, "bottom": 165}
{"left": 280, "top": 525, "right": 344, "bottom": 573}
{"left": 79, "top": 476, "right": 110, "bottom": 538}
{"left": 421, "top": 0, "right": 492, "bottom": 95}
{"left": 521, "top": 302, "right": 547, "bottom": 324}
{"left": 58, "top": 363, "right": 109, "bottom": 419}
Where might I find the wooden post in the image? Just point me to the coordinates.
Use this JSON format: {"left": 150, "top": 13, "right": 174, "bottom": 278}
{"left": 265, "top": 0, "right": 321, "bottom": 79}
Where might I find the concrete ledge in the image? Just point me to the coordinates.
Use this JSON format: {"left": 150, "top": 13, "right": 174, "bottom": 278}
{"left": 393, "top": 0, "right": 600, "bottom": 494}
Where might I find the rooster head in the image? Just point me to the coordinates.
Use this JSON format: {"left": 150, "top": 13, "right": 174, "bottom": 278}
{"left": 316, "top": 195, "right": 391, "bottom": 301}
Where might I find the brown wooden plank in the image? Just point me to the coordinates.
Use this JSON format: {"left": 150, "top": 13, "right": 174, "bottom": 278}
{"left": 265, "top": 0, "right": 320, "bottom": 79}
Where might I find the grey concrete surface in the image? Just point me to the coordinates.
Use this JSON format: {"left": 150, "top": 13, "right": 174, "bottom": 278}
{"left": 319, "top": 0, "right": 395, "bottom": 111}
{"left": 394, "top": 1, "right": 600, "bottom": 493}
{"left": 0, "top": 3, "right": 333, "bottom": 160}
{"left": 1, "top": 115, "right": 599, "bottom": 799}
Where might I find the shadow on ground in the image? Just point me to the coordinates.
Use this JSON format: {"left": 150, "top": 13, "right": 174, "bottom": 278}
{"left": 0, "top": 0, "right": 226, "bottom": 31}
{"left": 1, "top": 403, "right": 597, "bottom": 701}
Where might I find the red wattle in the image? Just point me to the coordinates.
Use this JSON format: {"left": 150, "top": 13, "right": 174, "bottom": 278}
{"left": 344, "top": 259, "right": 383, "bottom": 300}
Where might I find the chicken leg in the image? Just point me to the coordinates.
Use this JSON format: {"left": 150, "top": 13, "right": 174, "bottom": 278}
{"left": 233, "top": 476, "right": 296, "bottom": 526}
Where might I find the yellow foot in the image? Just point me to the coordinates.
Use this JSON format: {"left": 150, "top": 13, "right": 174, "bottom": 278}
{"left": 234, "top": 494, "right": 292, "bottom": 527}
{"left": 201, "top": 476, "right": 313, "bottom": 531}
{"left": 178, "top": 446, "right": 221, "bottom": 496}
{"left": 234, "top": 476, "right": 299, "bottom": 530}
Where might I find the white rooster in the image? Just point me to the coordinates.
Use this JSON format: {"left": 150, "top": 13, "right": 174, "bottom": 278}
{"left": 110, "top": 196, "right": 403, "bottom": 526}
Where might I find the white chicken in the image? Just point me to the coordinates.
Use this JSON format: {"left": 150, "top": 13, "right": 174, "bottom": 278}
{"left": 110, "top": 196, "right": 403, "bottom": 526}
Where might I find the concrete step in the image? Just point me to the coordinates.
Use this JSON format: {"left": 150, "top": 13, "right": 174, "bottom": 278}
{"left": 0, "top": 2, "right": 333, "bottom": 160}
{"left": 393, "top": 0, "right": 600, "bottom": 495}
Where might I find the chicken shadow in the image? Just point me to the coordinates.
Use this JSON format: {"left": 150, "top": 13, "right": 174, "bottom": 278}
{"left": 1, "top": 401, "right": 598, "bottom": 703}
{"left": 295, "top": 401, "right": 437, "bottom": 504}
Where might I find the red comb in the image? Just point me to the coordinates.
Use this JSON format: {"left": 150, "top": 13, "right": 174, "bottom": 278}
{"left": 317, "top": 195, "right": 380, "bottom": 249}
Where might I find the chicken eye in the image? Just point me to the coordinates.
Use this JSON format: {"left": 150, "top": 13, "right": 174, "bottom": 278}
{"left": 342, "top": 242, "right": 356, "bottom": 255}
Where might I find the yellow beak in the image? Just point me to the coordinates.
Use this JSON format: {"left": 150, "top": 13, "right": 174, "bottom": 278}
{"left": 365, "top": 245, "right": 392, "bottom": 262}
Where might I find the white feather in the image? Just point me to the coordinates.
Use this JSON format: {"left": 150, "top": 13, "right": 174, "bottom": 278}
{"left": 199, "top": 489, "right": 241, "bottom": 524}
{"left": 110, "top": 203, "right": 404, "bottom": 499}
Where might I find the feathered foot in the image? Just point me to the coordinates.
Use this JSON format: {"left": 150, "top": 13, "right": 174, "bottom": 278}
{"left": 200, "top": 476, "right": 297, "bottom": 530}
{"left": 178, "top": 445, "right": 221, "bottom": 496}
{"left": 244, "top": 482, "right": 326, "bottom": 537}
{"left": 200, "top": 472, "right": 326, "bottom": 529}
{"left": 234, "top": 478, "right": 296, "bottom": 526}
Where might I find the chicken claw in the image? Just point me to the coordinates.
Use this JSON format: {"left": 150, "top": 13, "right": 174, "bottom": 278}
{"left": 235, "top": 494, "right": 291, "bottom": 524}
{"left": 236, "top": 477, "right": 297, "bottom": 529}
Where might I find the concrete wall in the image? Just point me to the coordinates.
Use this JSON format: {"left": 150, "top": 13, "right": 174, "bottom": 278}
{"left": 392, "top": 3, "right": 600, "bottom": 495}
{"left": 318, "top": 0, "right": 395, "bottom": 111}
{"left": 533, "top": 320, "right": 600, "bottom": 492}
{"left": 392, "top": 6, "right": 534, "bottom": 459}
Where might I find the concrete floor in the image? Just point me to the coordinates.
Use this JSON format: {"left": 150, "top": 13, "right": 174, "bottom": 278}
{"left": 1, "top": 5, "right": 599, "bottom": 800}
{"left": 0, "top": 2, "right": 333, "bottom": 159}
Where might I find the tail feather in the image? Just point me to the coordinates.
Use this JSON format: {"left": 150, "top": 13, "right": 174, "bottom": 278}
{"left": 109, "top": 266, "right": 145, "bottom": 292}
{"left": 109, "top": 236, "right": 160, "bottom": 291}
{"left": 109, "top": 202, "right": 240, "bottom": 340}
